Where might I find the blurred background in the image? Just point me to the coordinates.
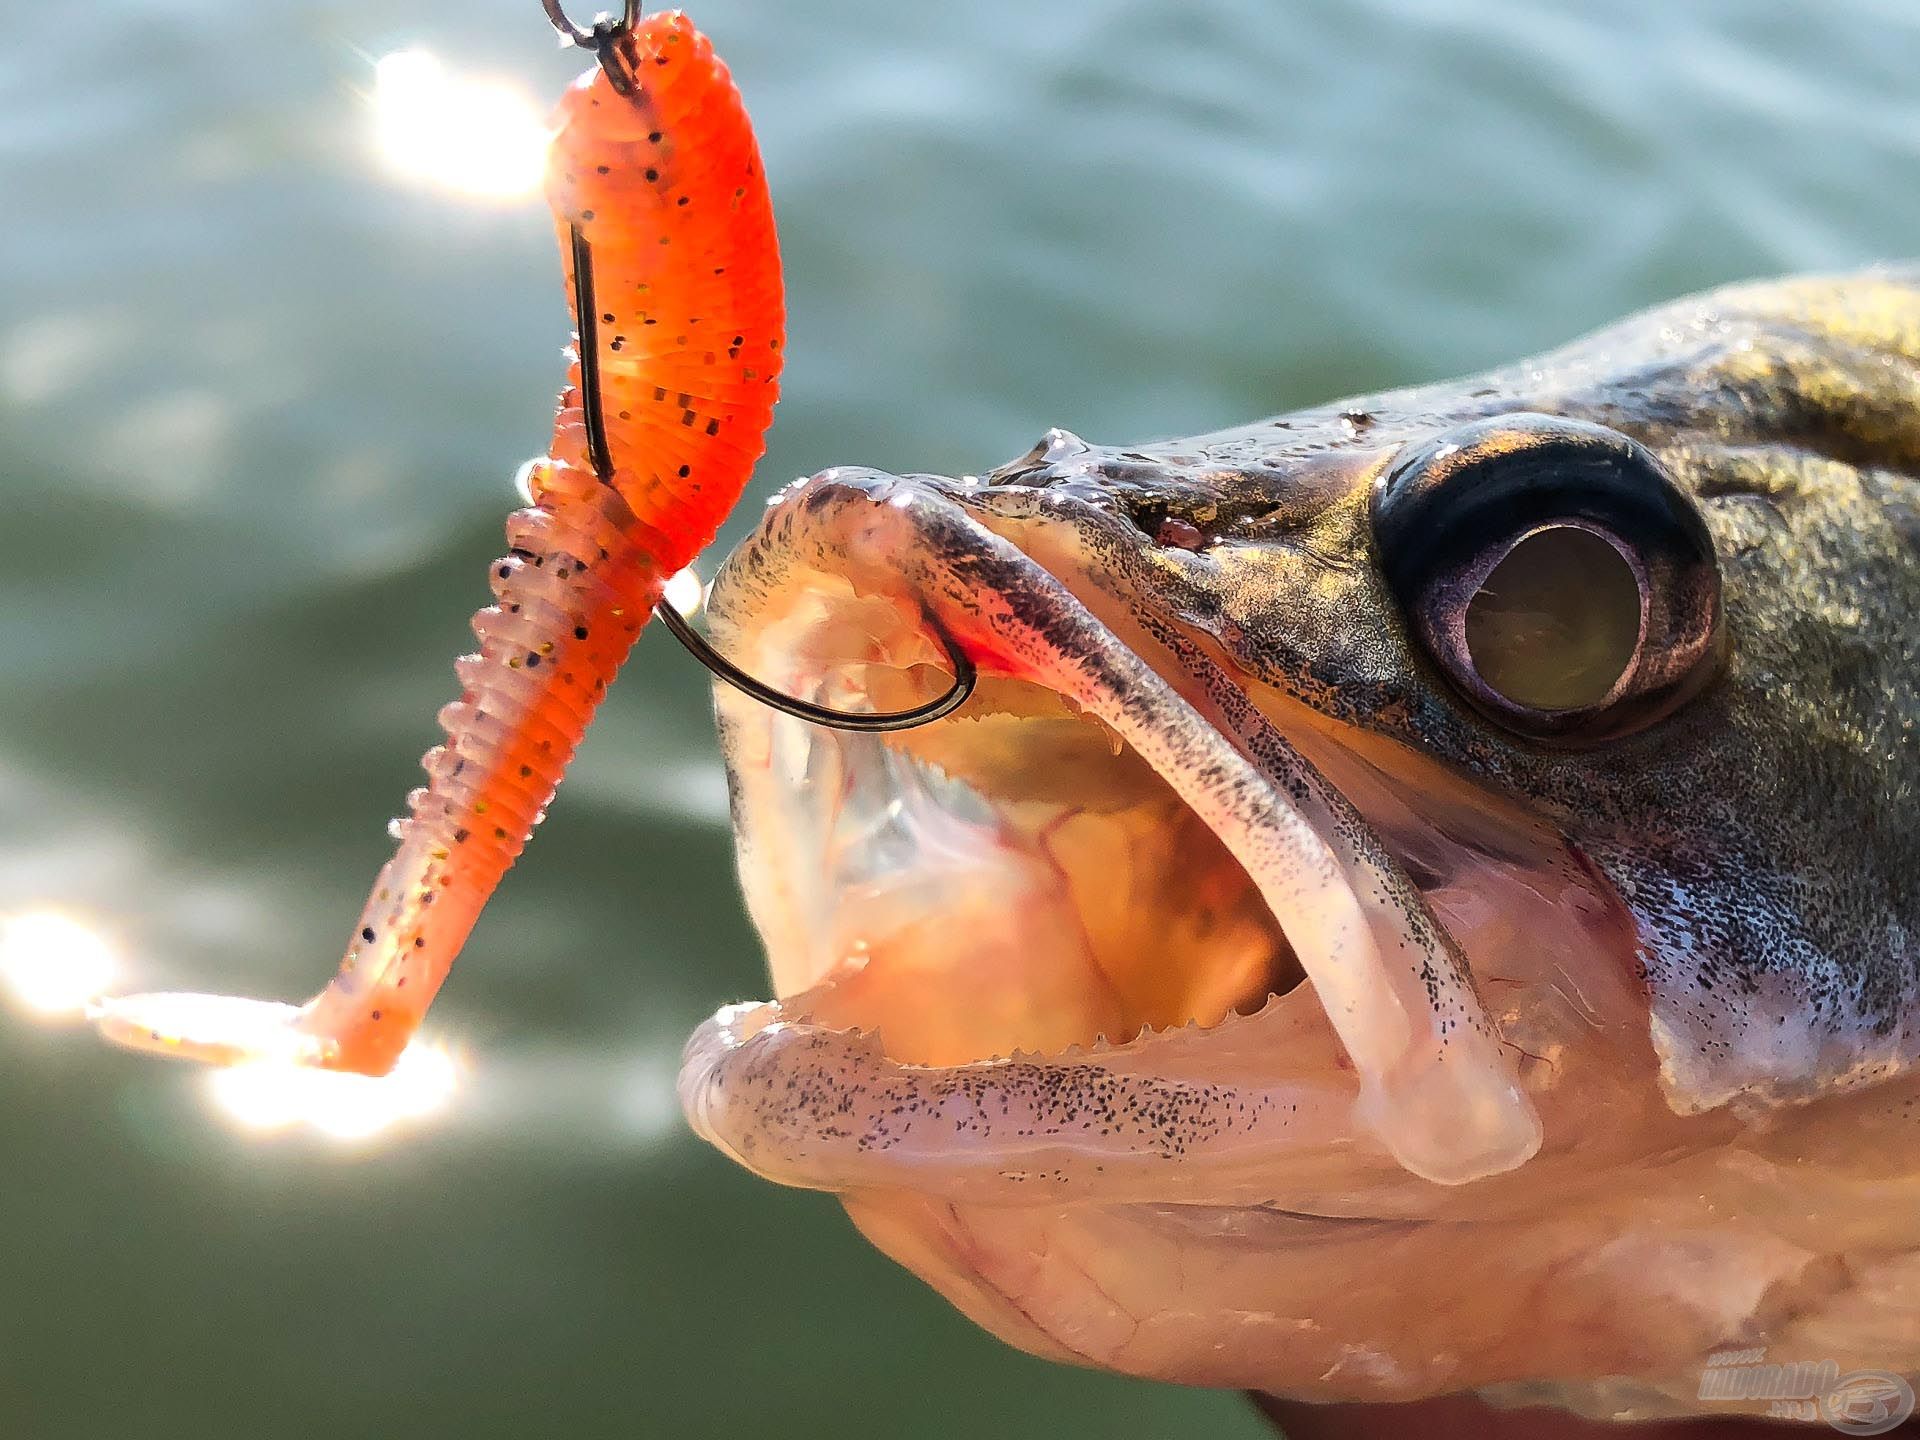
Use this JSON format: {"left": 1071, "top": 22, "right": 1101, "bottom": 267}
{"left": 3, "top": 0, "right": 1919, "bottom": 1434}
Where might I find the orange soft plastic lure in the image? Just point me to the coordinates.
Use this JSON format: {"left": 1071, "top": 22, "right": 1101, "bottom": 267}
{"left": 94, "top": 9, "right": 783, "bottom": 1075}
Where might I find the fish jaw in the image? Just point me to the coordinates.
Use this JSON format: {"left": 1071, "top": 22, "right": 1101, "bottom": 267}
{"left": 676, "top": 463, "right": 1920, "bottom": 1411}
{"left": 680, "top": 993, "right": 1375, "bottom": 1206}
{"left": 676, "top": 271, "right": 1920, "bottom": 1414}
{"left": 673, "top": 465, "right": 1840, "bottom": 1408}
{"left": 680, "top": 464, "right": 1721, "bottom": 1200}
{"left": 680, "top": 466, "right": 1555, "bottom": 1193}
{"left": 675, "top": 468, "right": 1920, "bottom": 1413}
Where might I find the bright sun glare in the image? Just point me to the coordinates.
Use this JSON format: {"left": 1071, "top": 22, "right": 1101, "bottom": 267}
{"left": 372, "top": 49, "right": 550, "bottom": 201}
{"left": 0, "top": 907, "right": 457, "bottom": 1141}
{"left": 0, "top": 911, "right": 118, "bottom": 1019}
{"left": 206, "top": 1042, "right": 460, "bottom": 1142}
{"left": 10, "top": 46, "right": 541, "bottom": 1135}
{"left": 5, "top": 49, "right": 537, "bottom": 1143}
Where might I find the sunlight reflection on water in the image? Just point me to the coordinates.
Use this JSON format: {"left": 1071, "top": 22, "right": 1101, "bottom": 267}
{"left": 0, "top": 911, "right": 118, "bottom": 1019}
{"left": 370, "top": 49, "right": 550, "bottom": 203}
{"left": 205, "top": 1039, "right": 460, "bottom": 1140}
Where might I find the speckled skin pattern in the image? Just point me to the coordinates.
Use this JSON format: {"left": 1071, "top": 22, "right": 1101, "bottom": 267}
{"left": 974, "top": 266, "right": 1920, "bottom": 1111}
{"left": 687, "top": 267, "right": 1920, "bottom": 1419}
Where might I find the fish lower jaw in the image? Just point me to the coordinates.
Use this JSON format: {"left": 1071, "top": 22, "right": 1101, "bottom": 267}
{"left": 680, "top": 677, "right": 1387, "bottom": 1201}
{"left": 678, "top": 981, "right": 1391, "bottom": 1205}
{"left": 680, "top": 727, "right": 1400, "bottom": 1202}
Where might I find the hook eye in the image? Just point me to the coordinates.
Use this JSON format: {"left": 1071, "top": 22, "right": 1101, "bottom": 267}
{"left": 540, "top": 0, "right": 639, "bottom": 46}
{"left": 540, "top": 0, "right": 642, "bottom": 93}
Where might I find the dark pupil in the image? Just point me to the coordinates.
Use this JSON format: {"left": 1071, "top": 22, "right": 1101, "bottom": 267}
{"left": 1462, "top": 526, "right": 1641, "bottom": 711}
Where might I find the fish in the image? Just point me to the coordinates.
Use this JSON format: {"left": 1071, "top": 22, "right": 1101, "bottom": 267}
{"left": 679, "top": 266, "right": 1920, "bottom": 1427}
{"left": 94, "top": 9, "right": 783, "bottom": 1075}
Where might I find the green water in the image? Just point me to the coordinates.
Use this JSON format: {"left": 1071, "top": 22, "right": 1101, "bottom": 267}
{"left": 3, "top": 1, "right": 1918, "bottom": 1434}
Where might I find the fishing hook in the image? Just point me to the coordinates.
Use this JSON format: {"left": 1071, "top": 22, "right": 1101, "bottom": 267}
{"left": 541, "top": 0, "right": 643, "bottom": 95}
{"left": 565, "top": 224, "right": 978, "bottom": 733}
{"left": 655, "top": 600, "right": 978, "bottom": 733}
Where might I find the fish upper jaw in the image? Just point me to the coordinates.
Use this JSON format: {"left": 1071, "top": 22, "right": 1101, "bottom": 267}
{"left": 674, "top": 464, "right": 1666, "bottom": 1200}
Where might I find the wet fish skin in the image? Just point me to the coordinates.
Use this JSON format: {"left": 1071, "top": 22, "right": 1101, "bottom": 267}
{"left": 986, "top": 267, "right": 1920, "bottom": 1110}
{"left": 685, "top": 267, "right": 1920, "bottom": 1421}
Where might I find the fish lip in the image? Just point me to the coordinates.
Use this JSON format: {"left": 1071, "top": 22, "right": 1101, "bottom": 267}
{"left": 678, "top": 992, "right": 1370, "bottom": 1205}
{"left": 679, "top": 466, "right": 1542, "bottom": 1194}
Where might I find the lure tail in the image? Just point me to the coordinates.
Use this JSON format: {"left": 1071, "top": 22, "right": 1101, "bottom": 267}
{"left": 96, "top": 11, "right": 783, "bottom": 1074}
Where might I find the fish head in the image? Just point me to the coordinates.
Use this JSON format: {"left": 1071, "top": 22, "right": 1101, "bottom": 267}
{"left": 679, "top": 270, "right": 1920, "bottom": 1416}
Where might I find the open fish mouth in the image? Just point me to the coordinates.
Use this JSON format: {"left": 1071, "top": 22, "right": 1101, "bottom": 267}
{"left": 678, "top": 465, "right": 1652, "bottom": 1200}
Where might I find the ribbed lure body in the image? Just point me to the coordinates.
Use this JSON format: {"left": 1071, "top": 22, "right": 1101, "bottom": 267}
{"left": 96, "top": 12, "right": 783, "bottom": 1074}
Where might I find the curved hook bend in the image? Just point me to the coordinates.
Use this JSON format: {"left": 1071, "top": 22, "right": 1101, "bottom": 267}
{"left": 656, "top": 598, "right": 978, "bottom": 734}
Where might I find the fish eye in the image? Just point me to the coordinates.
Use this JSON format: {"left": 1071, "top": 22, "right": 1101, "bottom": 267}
{"left": 1370, "top": 413, "right": 1724, "bottom": 744}
{"left": 1463, "top": 524, "right": 1642, "bottom": 711}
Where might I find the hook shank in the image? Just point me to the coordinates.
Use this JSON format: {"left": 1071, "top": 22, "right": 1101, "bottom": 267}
{"left": 560, "top": 222, "right": 977, "bottom": 733}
